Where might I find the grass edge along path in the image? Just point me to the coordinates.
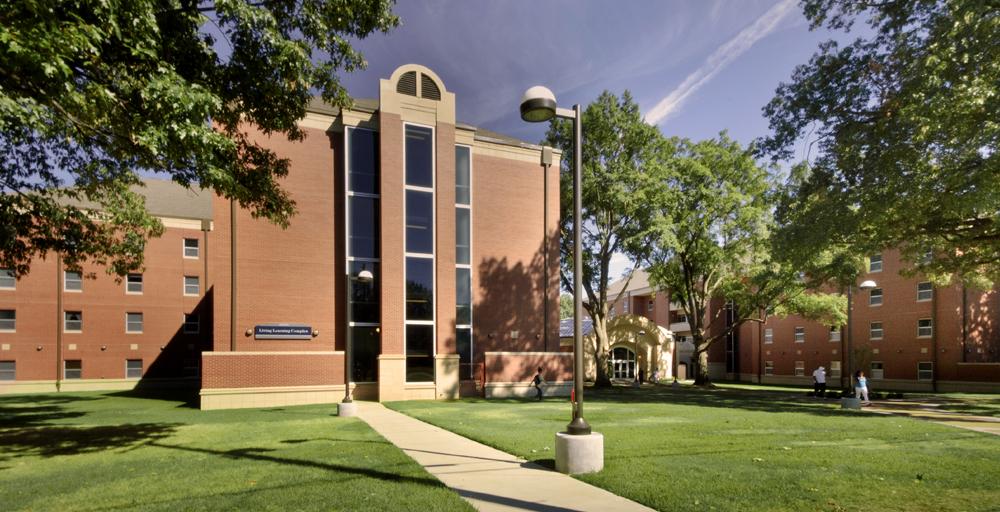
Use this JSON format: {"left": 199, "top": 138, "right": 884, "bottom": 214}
{"left": 387, "top": 384, "right": 1000, "bottom": 512}
{"left": 0, "top": 391, "right": 474, "bottom": 512}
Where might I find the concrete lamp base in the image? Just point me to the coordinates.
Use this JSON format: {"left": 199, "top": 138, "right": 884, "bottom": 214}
{"left": 555, "top": 431, "right": 604, "bottom": 474}
{"left": 841, "top": 397, "right": 862, "bottom": 410}
{"left": 338, "top": 401, "right": 358, "bottom": 417}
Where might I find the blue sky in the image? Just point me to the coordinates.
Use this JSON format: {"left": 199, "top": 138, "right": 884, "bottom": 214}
{"left": 337, "top": 0, "right": 839, "bottom": 280}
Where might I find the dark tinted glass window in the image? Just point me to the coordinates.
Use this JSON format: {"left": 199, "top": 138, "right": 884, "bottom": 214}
{"left": 455, "top": 146, "right": 470, "bottom": 205}
{"left": 351, "top": 326, "right": 380, "bottom": 382}
{"left": 456, "top": 267, "right": 471, "bottom": 325}
{"left": 406, "top": 190, "right": 433, "bottom": 254}
{"left": 457, "top": 328, "right": 472, "bottom": 379}
{"left": 406, "top": 324, "right": 435, "bottom": 382}
{"left": 405, "top": 126, "right": 433, "bottom": 187}
{"left": 455, "top": 208, "right": 470, "bottom": 265}
{"left": 406, "top": 258, "right": 434, "bottom": 320}
{"left": 348, "top": 129, "right": 378, "bottom": 194}
{"left": 349, "top": 196, "right": 380, "bottom": 258}
{"left": 349, "top": 261, "right": 380, "bottom": 324}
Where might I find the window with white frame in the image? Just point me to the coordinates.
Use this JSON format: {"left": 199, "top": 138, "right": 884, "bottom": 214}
{"left": 126, "top": 273, "right": 143, "bottom": 294}
{"left": 917, "top": 282, "right": 932, "bottom": 301}
{"left": 64, "top": 311, "right": 82, "bottom": 332}
{"left": 0, "top": 361, "right": 13, "bottom": 381}
{"left": 183, "top": 313, "right": 200, "bottom": 334}
{"left": 346, "top": 126, "right": 381, "bottom": 384}
{"left": 126, "top": 359, "right": 143, "bottom": 379}
{"left": 917, "top": 318, "right": 933, "bottom": 338}
{"left": 870, "top": 361, "right": 884, "bottom": 379}
{"left": 869, "top": 288, "right": 883, "bottom": 306}
{"left": 764, "top": 360, "right": 774, "bottom": 376}
{"left": 623, "top": 297, "right": 629, "bottom": 313}
{"left": 647, "top": 300, "right": 654, "bottom": 312}
{"left": 869, "top": 254, "right": 883, "bottom": 272}
{"left": 869, "top": 321, "right": 883, "bottom": 340}
{"left": 455, "top": 145, "right": 473, "bottom": 380}
{"left": 183, "top": 238, "right": 199, "bottom": 258}
{"left": 0, "top": 310, "right": 14, "bottom": 331}
{"left": 794, "top": 327, "right": 805, "bottom": 343}
{"left": 64, "top": 359, "right": 82, "bottom": 379}
{"left": 0, "top": 269, "right": 14, "bottom": 289}
{"left": 126, "top": 312, "right": 143, "bottom": 333}
{"left": 404, "top": 124, "right": 435, "bottom": 383}
{"left": 917, "top": 362, "right": 933, "bottom": 381}
{"left": 764, "top": 328, "right": 773, "bottom": 344}
{"left": 829, "top": 326, "right": 841, "bottom": 342}
{"left": 829, "top": 361, "right": 841, "bottom": 379}
{"left": 64, "top": 270, "right": 82, "bottom": 291}
{"left": 794, "top": 360, "right": 805, "bottom": 376}
{"left": 183, "top": 276, "right": 199, "bottom": 296}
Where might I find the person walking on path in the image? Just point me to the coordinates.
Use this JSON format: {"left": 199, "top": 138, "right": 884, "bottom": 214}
{"left": 532, "top": 367, "right": 544, "bottom": 401}
{"left": 855, "top": 370, "right": 871, "bottom": 405}
{"left": 812, "top": 366, "right": 827, "bottom": 396}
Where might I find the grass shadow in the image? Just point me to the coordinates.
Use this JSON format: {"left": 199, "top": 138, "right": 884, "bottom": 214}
{"left": 0, "top": 422, "right": 181, "bottom": 460}
{"left": 106, "top": 388, "right": 200, "bottom": 409}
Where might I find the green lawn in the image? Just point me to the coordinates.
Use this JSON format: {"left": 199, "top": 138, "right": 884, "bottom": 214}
{"left": 0, "top": 391, "right": 472, "bottom": 511}
{"left": 388, "top": 385, "right": 1000, "bottom": 512}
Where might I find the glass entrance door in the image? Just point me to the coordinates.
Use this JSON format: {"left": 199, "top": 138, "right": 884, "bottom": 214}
{"left": 611, "top": 347, "right": 636, "bottom": 379}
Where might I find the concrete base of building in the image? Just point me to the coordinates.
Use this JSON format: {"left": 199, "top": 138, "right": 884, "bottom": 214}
{"left": 841, "top": 397, "right": 862, "bottom": 409}
{"left": 484, "top": 381, "right": 572, "bottom": 399}
{"left": 434, "top": 354, "right": 461, "bottom": 400}
{"left": 337, "top": 401, "right": 358, "bottom": 417}
{"left": 378, "top": 354, "right": 407, "bottom": 402}
{"left": 200, "top": 384, "right": 346, "bottom": 410}
{"left": 555, "top": 431, "right": 604, "bottom": 475}
{"left": 1, "top": 377, "right": 198, "bottom": 395}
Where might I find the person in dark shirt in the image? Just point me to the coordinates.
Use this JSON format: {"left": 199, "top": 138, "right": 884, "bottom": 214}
{"left": 532, "top": 367, "right": 544, "bottom": 401}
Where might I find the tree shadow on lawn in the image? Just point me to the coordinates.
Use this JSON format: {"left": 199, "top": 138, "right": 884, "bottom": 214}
{"left": 149, "top": 442, "right": 450, "bottom": 488}
{"left": 0, "top": 422, "right": 181, "bottom": 461}
{"left": 106, "top": 388, "right": 201, "bottom": 409}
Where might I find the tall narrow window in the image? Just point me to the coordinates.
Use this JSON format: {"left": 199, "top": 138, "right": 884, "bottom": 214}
{"left": 829, "top": 361, "right": 841, "bottom": 379}
{"left": 764, "top": 328, "right": 773, "bottom": 344}
{"left": 346, "top": 127, "right": 381, "bottom": 382}
{"left": 404, "top": 125, "right": 435, "bottom": 382}
{"left": 455, "top": 145, "right": 473, "bottom": 379}
{"left": 794, "top": 327, "right": 805, "bottom": 343}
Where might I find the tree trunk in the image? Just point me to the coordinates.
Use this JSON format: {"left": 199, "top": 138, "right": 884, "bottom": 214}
{"left": 592, "top": 318, "right": 612, "bottom": 387}
{"left": 693, "top": 349, "right": 711, "bottom": 386}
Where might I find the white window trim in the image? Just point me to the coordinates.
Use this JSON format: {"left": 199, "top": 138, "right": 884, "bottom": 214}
{"left": 869, "top": 288, "right": 883, "bottom": 307}
{"left": 916, "top": 282, "right": 932, "bottom": 302}
{"left": 764, "top": 328, "right": 773, "bottom": 344}
{"left": 764, "top": 361, "right": 774, "bottom": 376}
{"left": 0, "top": 269, "right": 15, "bottom": 290}
{"left": 456, "top": 145, "right": 473, "bottom": 380}
{"left": 183, "top": 238, "right": 200, "bottom": 259}
{"left": 869, "top": 322, "right": 883, "bottom": 340}
{"left": 183, "top": 276, "right": 200, "bottom": 296}
{"left": 63, "top": 271, "right": 83, "bottom": 292}
{"left": 126, "top": 274, "right": 143, "bottom": 295}
{"left": 868, "top": 254, "right": 883, "bottom": 273}
{"left": 794, "top": 361, "right": 805, "bottom": 376}
{"left": 64, "top": 311, "right": 83, "bottom": 333}
{"left": 870, "top": 361, "right": 884, "bottom": 380}
{"left": 125, "top": 312, "right": 143, "bottom": 334}
{"left": 794, "top": 327, "right": 805, "bottom": 343}
{"left": 0, "top": 310, "right": 15, "bottom": 332}
{"left": 403, "top": 123, "right": 437, "bottom": 383}
{"left": 63, "top": 360, "right": 82, "bottom": 379}
{"left": 917, "top": 362, "right": 933, "bottom": 381}
{"left": 917, "top": 318, "right": 933, "bottom": 338}
{"left": 125, "top": 359, "right": 143, "bottom": 379}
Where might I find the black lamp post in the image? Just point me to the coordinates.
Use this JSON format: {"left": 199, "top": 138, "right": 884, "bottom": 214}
{"left": 520, "top": 85, "right": 590, "bottom": 436}
{"left": 845, "top": 279, "right": 876, "bottom": 389}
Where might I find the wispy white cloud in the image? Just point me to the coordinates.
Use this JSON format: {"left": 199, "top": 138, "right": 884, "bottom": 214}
{"left": 643, "top": 0, "right": 797, "bottom": 126}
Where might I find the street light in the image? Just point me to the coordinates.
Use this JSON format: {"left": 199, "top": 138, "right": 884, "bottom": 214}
{"left": 339, "top": 267, "right": 374, "bottom": 416}
{"left": 522, "top": 85, "right": 603, "bottom": 475}
{"left": 845, "top": 279, "right": 876, "bottom": 389}
{"left": 520, "top": 85, "right": 589, "bottom": 436}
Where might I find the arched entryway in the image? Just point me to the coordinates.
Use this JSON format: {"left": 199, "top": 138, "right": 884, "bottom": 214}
{"left": 611, "top": 346, "right": 636, "bottom": 379}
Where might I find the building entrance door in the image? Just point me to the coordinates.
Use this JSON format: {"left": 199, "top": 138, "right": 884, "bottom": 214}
{"left": 611, "top": 347, "right": 636, "bottom": 379}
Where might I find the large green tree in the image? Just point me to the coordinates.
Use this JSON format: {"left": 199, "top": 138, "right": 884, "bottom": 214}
{"left": 646, "top": 134, "right": 845, "bottom": 386}
{"left": 0, "top": 0, "right": 397, "bottom": 277}
{"left": 545, "top": 91, "right": 671, "bottom": 387}
{"left": 759, "top": 0, "right": 1000, "bottom": 287}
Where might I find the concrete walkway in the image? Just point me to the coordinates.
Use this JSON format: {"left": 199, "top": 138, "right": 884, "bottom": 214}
{"left": 866, "top": 401, "right": 1000, "bottom": 436}
{"left": 355, "top": 401, "right": 654, "bottom": 512}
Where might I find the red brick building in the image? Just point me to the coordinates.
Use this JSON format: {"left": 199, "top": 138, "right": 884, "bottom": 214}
{"left": 0, "top": 65, "right": 570, "bottom": 407}
{"left": 607, "top": 251, "right": 1000, "bottom": 392}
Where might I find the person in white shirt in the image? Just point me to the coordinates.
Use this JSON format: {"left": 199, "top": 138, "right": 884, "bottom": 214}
{"left": 812, "top": 366, "right": 827, "bottom": 396}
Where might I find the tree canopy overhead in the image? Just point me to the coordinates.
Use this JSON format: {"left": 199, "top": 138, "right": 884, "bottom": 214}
{"left": 0, "top": 0, "right": 398, "bottom": 276}
{"left": 759, "top": 0, "right": 999, "bottom": 287}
